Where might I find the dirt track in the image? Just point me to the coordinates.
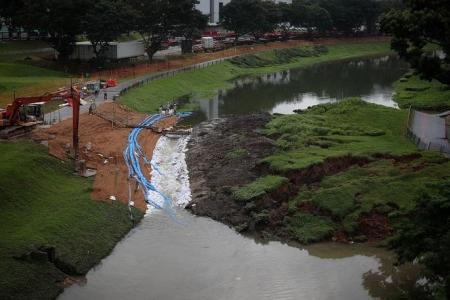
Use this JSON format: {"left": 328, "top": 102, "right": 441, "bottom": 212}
{"left": 32, "top": 102, "right": 177, "bottom": 211}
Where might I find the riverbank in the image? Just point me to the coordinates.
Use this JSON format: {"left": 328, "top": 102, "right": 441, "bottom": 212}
{"left": 186, "top": 99, "right": 450, "bottom": 244}
{"left": 0, "top": 141, "right": 143, "bottom": 300}
{"left": 0, "top": 100, "right": 180, "bottom": 299}
{"left": 32, "top": 102, "right": 179, "bottom": 212}
{"left": 393, "top": 73, "right": 450, "bottom": 111}
{"left": 0, "top": 37, "right": 388, "bottom": 108}
{"left": 119, "top": 40, "right": 392, "bottom": 113}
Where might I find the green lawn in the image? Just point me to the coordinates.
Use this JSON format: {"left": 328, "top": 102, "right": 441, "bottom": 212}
{"left": 0, "top": 142, "right": 142, "bottom": 300}
{"left": 0, "top": 62, "right": 69, "bottom": 105}
{"left": 292, "top": 153, "right": 450, "bottom": 236}
{"left": 263, "top": 98, "right": 416, "bottom": 171}
{"left": 393, "top": 74, "right": 450, "bottom": 111}
{"left": 120, "top": 41, "right": 392, "bottom": 113}
{"left": 232, "top": 99, "right": 450, "bottom": 244}
{"left": 0, "top": 42, "right": 70, "bottom": 108}
{"left": 0, "top": 41, "right": 49, "bottom": 54}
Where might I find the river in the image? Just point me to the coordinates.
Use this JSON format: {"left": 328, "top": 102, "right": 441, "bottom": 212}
{"left": 59, "top": 55, "right": 420, "bottom": 300}
{"left": 192, "top": 55, "right": 408, "bottom": 119}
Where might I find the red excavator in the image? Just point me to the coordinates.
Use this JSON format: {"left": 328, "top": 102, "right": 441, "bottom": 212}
{"left": 0, "top": 87, "right": 81, "bottom": 158}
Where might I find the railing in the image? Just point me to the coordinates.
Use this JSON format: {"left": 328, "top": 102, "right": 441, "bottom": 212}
{"left": 116, "top": 56, "right": 235, "bottom": 97}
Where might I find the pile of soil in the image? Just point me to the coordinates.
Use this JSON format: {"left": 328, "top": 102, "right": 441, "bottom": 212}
{"left": 32, "top": 102, "right": 178, "bottom": 211}
{"left": 186, "top": 114, "right": 278, "bottom": 228}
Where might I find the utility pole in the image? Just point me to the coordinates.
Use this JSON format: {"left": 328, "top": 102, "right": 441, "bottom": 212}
{"left": 71, "top": 79, "right": 80, "bottom": 161}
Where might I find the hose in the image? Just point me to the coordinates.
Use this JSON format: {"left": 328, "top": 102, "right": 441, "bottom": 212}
{"left": 123, "top": 112, "right": 193, "bottom": 217}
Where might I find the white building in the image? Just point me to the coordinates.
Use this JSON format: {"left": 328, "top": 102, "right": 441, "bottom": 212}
{"left": 196, "top": 0, "right": 292, "bottom": 24}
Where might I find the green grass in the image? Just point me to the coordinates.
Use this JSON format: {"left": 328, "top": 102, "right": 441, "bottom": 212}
{"left": 0, "top": 141, "right": 143, "bottom": 300}
{"left": 292, "top": 155, "right": 450, "bottom": 234}
{"left": 0, "top": 41, "right": 49, "bottom": 54}
{"left": 229, "top": 45, "right": 329, "bottom": 67}
{"left": 225, "top": 147, "right": 249, "bottom": 160}
{"left": 232, "top": 175, "right": 288, "bottom": 202}
{"left": 120, "top": 41, "right": 392, "bottom": 113}
{"left": 0, "top": 41, "right": 71, "bottom": 107}
{"left": 262, "top": 98, "right": 416, "bottom": 172}
{"left": 248, "top": 99, "right": 450, "bottom": 243}
{"left": 393, "top": 74, "right": 450, "bottom": 111}
{"left": 0, "top": 61, "right": 69, "bottom": 107}
{"left": 286, "top": 213, "right": 335, "bottom": 244}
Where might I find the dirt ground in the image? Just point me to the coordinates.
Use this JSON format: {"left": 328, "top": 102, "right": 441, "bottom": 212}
{"left": 32, "top": 102, "right": 178, "bottom": 211}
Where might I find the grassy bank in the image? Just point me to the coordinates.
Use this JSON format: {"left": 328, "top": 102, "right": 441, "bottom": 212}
{"left": 0, "top": 42, "right": 70, "bottom": 107}
{"left": 263, "top": 98, "right": 416, "bottom": 171}
{"left": 120, "top": 41, "right": 391, "bottom": 112}
{"left": 0, "top": 142, "right": 143, "bottom": 300}
{"left": 0, "top": 62, "right": 70, "bottom": 107}
{"left": 393, "top": 74, "right": 450, "bottom": 111}
{"left": 231, "top": 99, "right": 450, "bottom": 243}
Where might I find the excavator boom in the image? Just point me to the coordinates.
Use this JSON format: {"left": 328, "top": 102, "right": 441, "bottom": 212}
{"left": 0, "top": 88, "right": 80, "bottom": 157}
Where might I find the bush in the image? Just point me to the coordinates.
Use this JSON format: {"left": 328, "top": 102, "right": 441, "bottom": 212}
{"left": 232, "top": 175, "right": 288, "bottom": 202}
{"left": 230, "top": 46, "right": 329, "bottom": 67}
{"left": 287, "top": 213, "right": 335, "bottom": 244}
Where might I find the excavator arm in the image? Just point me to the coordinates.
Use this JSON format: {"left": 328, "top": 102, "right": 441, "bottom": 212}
{"left": 1, "top": 88, "right": 80, "bottom": 159}
{"left": 2, "top": 89, "right": 70, "bottom": 126}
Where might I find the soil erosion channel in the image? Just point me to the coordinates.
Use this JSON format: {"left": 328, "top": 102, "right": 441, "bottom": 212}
{"left": 60, "top": 55, "right": 417, "bottom": 300}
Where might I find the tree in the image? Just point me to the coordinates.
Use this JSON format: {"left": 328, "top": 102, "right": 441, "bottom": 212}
{"left": 82, "top": 0, "right": 135, "bottom": 62}
{"left": 222, "top": 0, "right": 277, "bottom": 41}
{"left": 360, "top": 0, "right": 382, "bottom": 34}
{"left": 308, "top": 5, "right": 333, "bottom": 34}
{"left": 0, "top": 0, "right": 25, "bottom": 39}
{"left": 258, "top": 0, "right": 280, "bottom": 38}
{"left": 17, "top": 0, "right": 89, "bottom": 60}
{"left": 288, "top": 1, "right": 332, "bottom": 37}
{"left": 277, "top": 2, "right": 292, "bottom": 40}
{"left": 173, "top": 5, "right": 207, "bottom": 53}
{"left": 381, "top": 0, "right": 450, "bottom": 85}
{"left": 320, "top": 0, "right": 366, "bottom": 35}
{"left": 389, "top": 183, "right": 450, "bottom": 299}
{"left": 130, "top": 0, "right": 201, "bottom": 61}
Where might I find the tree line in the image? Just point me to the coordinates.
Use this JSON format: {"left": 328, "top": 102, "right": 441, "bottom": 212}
{"left": 222, "top": 0, "right": 401, "bottom": 40}
{"left": 0, "top": 0, "right": 207, "bottom": 61}
{"left": 0, "top": 0, "right": 401, "bottom": 62}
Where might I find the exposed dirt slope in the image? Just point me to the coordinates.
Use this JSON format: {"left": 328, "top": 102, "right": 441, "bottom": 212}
{"left": 186, "top": 114, "right": 276, "bottom": 225}
{"left": 32, "top": 102, "right": 177, "bottom": 211}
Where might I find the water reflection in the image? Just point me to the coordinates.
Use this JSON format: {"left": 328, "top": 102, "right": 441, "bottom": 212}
{"left": 192, "top": 55, "right": 408, "bottom": 119}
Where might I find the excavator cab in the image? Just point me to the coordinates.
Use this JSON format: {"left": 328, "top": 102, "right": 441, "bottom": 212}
{"left": 20, "top": 102, "right": 45, "bottom": 122}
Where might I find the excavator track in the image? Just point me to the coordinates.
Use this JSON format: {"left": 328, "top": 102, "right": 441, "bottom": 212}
{"left": 0, "top": 122, "right": 41, "bottom": 139}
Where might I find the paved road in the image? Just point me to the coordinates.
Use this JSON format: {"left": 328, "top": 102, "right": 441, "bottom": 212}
{"left": 44, "top": 54, "right": 235, "bottom": 124}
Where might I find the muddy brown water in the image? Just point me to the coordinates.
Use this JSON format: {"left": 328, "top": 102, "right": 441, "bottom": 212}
{"left": 59, "top": 56, "right": 421, "bottom": 300}
{"left": 60, "top": 209, "right": 420, "bottom": 300}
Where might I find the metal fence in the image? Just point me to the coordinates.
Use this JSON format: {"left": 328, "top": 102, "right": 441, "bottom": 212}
{"left": 116, "top": 56, "right": 234, "bottom": 97}
{"left": 406, "top": 108, "right": 450, "bottom": 156}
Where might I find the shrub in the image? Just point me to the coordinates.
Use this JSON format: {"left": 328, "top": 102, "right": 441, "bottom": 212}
{"left": 232, "top": 175, "right": 288, "bottom": 202}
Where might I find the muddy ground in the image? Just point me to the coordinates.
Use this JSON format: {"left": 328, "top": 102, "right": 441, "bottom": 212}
{"left": 186, "top": 114, "right": 279, "bottom": 230}
{"left": 185, "top": 115, "right": 394, "bottom": 243}
{"left": 32, "top": 102, "right": 177, "bottom": 211}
